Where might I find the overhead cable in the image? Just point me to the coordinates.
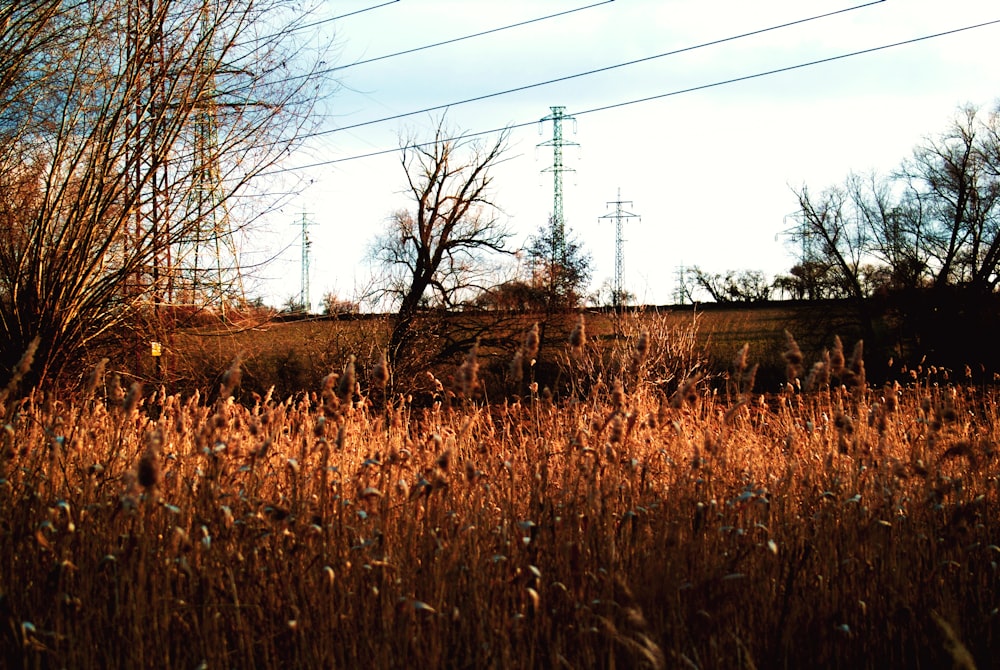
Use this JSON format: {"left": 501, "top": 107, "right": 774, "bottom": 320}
{"left": 231, "top": 1, "right": 401, "bottom": 49}
{"left": 307, "top": 0, "right": 886, "bottom": 138}
{"left": 276, "top": 17, "right": 1000, "bottom": 171}
{"left": 328, "top": 0, "right": 616, "bottom": 73}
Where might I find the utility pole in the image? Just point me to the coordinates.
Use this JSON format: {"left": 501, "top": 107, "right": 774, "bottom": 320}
{"left": 538, "top": 106, "right": 578, "bottom": 265}
{"left": 598, "top": 188, "right": 640, "bottom": 309}
{"left": 295, "top": 209, "right": 315, "bottom": 313}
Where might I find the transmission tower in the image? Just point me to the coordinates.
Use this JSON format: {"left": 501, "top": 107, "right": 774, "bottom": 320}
{"left": 598, "top": 188, "right": 640, "bottom": 309}
{"left": 184, "top": 0, "right": 244, "bottom": 311}
{"left": 126, "top": 0, "right": 170, "bottom": 305}
{"left": 294, "top": 210, "right": 316, "bottom": 313}
{"left": 674, "top": 265, "right": 689, "bottom": 305}
{"left": 538, "top": 106, "right": 578, "bottom": 263}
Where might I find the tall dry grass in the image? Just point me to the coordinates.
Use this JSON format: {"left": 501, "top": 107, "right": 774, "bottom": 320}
{"left": 0, "top": 320, "right": 998, "bottom": 668}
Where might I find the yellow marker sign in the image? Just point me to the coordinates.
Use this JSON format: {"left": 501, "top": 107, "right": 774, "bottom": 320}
{"left": 150, "top": 341, "right": 162, "bottom": 357}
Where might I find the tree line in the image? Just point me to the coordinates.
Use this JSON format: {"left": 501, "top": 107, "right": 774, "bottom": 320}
{"left": 679, "top": 103, "right": 1000, "bottom": 306}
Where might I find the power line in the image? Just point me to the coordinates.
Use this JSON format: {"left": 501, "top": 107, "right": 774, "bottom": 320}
{"left": 276, "top": 17, "right": 1000, "bottom": 170}
{"left": 328, "top": 0, "right": 615, "bottom": 73}
{"left": 221, "top": 0, "right": 616, "bottom": 129}
{"left": 574, "top": 17, "right": 1000, "bottom": 117}
{"left": 242, "top": 0, "right": 881, "bottom": 172}
{"left": 303, "top": 0, "right": 402, "bottom": 30}
{"left": 231, "top": 1, "right": 402, "bottom": 50}
{"left": 261, "top": 0, "right": 616, "bottom": 88}
{"left": 305, "top": 0, "right": 885, "bottom": 140}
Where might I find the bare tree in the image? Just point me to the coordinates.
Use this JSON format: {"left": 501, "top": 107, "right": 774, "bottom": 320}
{"left": 0, "top": 0, "right": 331, "bottom": 387}
{"left": 789, "top": 183, "right": 871, "bottom": 303}
{"left": 845, "top": 172, "right": 929, "bottom": 291}
{"left": 370, "top": 120, "right": 513, "bottom": 365}
{"left": 901, "top": 105, "right": 1000, "bottom": 292}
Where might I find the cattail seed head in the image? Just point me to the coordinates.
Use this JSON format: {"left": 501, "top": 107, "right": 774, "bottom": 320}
{"left": 611, "top": 381, "right": 626, "bottom": 412}
{"left": 137, "top": 446, "right": 160, "bottom": 490}
{"left": 833, "top": 412, "right": 854, "bottom": 435}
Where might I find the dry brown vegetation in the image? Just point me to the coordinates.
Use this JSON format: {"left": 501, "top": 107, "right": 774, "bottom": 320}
{"left": 1, "top": 316, "right": 998, "bottom": 669}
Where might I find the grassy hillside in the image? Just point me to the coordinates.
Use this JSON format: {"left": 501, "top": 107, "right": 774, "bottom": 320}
{"left": 161, "top": 301, "right": 867, "bottom": 401}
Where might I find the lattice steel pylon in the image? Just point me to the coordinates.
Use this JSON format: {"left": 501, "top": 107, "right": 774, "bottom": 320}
{"left": 126, "top": 0, "right": 170, "bottom": 308}
{"left": 125, "top": 0, "right": 245, "bottom": 314}
{"left": 184, "top": 0, "right": 244, "bottom": 311}
{"left": 538, "top": 106, "right": 578, "bottom": 264}
{"left": 598, "top": 188, "right": 640, "bottom": 309}
{"left": 294, "top": 209, "right": 315, "bottom": 313}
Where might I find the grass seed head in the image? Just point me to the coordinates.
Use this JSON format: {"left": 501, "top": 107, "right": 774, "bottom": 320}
{"left": 458, "top": 343, "right": 479, "bottom": 398}
{"left": 783, "top": 330, "right": 803, "bottom": 383}
{"left": 83, "top": 358, "right": 108, "bottom": 398}
{"left": 609, "top": 414, "right": 625, "bottom": 444}
{"left": 671, "top": 376, "right": 700, "bottom": 408}
{"left": 830, "top": 335, "right": 845, "bottom": 376}
{"left": 848, "top": 339, "right": 865, "bottom": 388}
{"left": 123, "top": 382, "right": 142, "bottom": 415}
{"left": 108, "top": 373, "right": 124, "bottom": 408}
{"left": 630, "top": 331, "right": 650, "bottom": 377}
{"left": 220, "top": 356, "right": 242, "bottom": 399}
{"left": 804, "top": 358, "right": 829, "bottom": 393}
{"left": 509, "top": 349, "right": 524, "bottom": 385}
{"left": 0, "top": 336, "right": 39, "bottom": 402}
{"left": 569, "top": 315, "right": 587, "bottom": 350}
{"left": 524, "top": 322, "right": 540, "bottom": 362}
{"left": 733, "top": 343, "right": 749, "bottom": 374}
{"left": 372, "top": 352, "right": 390, "bottom": 389}
{"left": 337, "top": 355, "right": 356, "bottom": 403}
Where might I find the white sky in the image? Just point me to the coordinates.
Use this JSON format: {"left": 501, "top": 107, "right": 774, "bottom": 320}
{"left": 247, "top": 0, "right": 1000, "bottom": 310}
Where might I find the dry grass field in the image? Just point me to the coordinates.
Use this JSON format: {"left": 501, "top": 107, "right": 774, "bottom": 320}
{"left": 1, "top": 313, "right": 997, "bottom": 668}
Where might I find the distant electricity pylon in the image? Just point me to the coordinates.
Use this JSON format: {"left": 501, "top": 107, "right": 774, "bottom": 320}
{"left": 674, "top": 264, "right": 689, "bottom": 305}
{"left": 127, "top": 0, "right": 244, "bottom": 313}
{"left": 538, "top": 106, "right": 578, "bottom": 263}
{"left": 294, "top": 209, "right": 316, "bottom": 312}
{"left": 186, "top": 0, "right": 243, "bottom": 310}
{"left": 598, "top": 188, "right": 640, "bottom": 309}
{"left": 126, "top": 0, "right": 169, "bottom": 308}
